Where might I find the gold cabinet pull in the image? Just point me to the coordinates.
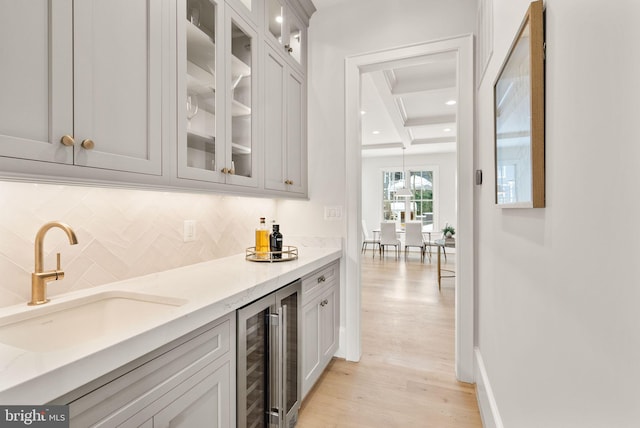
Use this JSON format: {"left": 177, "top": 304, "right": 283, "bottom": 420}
{"left": 285, "top": 179, "right": 294, "bottom": 185}
{"left": 221, "top": 167, "right": 229, "bottom": 174}
{"left": 81, "top": 139, "right": 95, "bottom": 150}
{"left": 60, "top": 135, "right": 75, "bottom": 146}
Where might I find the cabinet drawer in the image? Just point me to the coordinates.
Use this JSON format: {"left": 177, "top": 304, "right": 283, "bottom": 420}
{"left": 67, "top": 315, "right": 232, "bottom": 427}
{"left": 301, "top": 260, "right": 339, "bottom": 304}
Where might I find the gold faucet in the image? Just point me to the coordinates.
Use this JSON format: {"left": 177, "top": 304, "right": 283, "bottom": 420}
{"left": 30, "top": 221, "right": 78, "bottom": 306}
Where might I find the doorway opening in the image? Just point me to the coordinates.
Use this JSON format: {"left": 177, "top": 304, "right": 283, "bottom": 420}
{"left": 344, "top": 35, "right": 474, "bottom": 382}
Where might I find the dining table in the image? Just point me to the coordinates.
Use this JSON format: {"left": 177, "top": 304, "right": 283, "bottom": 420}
{"left": 434, "top": 238, "right": 455, "bottom": 290}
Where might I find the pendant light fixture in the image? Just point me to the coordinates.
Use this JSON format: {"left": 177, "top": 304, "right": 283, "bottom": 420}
{"left": 396, "top": 146, "right": 413, "bottom": 198}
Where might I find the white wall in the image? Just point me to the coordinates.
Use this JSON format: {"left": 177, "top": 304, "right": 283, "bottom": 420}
{"left": 476, "top": 0, "right": 640, "bottom": 426}
{"left": 277, "top": 0, "right": 477, "bottom": 236}
{"left": 361, "top": 152, "right": 457, "bottom": 234}
{"left": 278, "top": 0, "right": 477, "bottom": 358}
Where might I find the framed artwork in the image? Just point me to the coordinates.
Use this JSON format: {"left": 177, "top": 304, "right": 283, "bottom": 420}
{"left": 494, "top": 0, "right": 545, "bottom": 208}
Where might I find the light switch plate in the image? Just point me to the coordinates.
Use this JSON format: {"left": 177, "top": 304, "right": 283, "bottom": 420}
{"left": 324, "top": 206, "right": 343, "bottom": 220}
{"left": 183, "top": 220, "right": 196, "bottom": 242}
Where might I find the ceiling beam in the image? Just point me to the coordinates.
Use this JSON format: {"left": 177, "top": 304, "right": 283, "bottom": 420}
{"left": 369, "top": 71, "right": 412, "bottom": 147}
{"left": 404, "top": 114, "right": 456, "bottom": 127}
{"left": 391, "top": 84, "right": 457, "bottom": 97}
{"left": 411, "top": 137, "right": 456, "bottom": 145}
{"left": 361, "top": 142, "right": 404, "bottom": 150}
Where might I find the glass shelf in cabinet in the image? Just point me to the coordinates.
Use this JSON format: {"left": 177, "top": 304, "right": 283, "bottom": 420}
{"left": 231, "top": 55, "right": 251, "bottom": 78}
{"left": 231, "top": 142, "right": 251, "bottom": 154}
{"left": 186, "top": 21, "right": 215, "bottom": 72}
{"left": 187, "top": 130, "right": 215, "bottom": 153}
{"left": 186, "top": 61, "right": 215, "bottom": 92}
{"left": 231, "top": 100, "right": 251, "bottom": 116}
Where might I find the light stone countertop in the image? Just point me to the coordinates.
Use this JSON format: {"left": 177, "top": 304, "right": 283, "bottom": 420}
{"left": 0, "top": 246, "right": 342, "bottom": 404}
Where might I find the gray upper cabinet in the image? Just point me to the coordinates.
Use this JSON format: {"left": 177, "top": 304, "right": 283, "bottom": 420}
{"left": 177, "top": 0, "right": 259, "bottom": 188}
{"left": 264, "top": 0, "right": 307, "bottom": 73}
{"left": 0, "top": 0, "right": 162, "bottom": 176}
{"left": 0, "top": 0, "right": 314, "bottom": 198}
{"left": 226, "top": 0, "right": 260, "bottom": 25}
{"left": 0, "top": 1, "right": 73, "bottom": 164}
{"left": 264, "top": 45, "right": 306, "bottom": 195}
{"left": 73, "top": 0, "right": 162, "bottom": 175}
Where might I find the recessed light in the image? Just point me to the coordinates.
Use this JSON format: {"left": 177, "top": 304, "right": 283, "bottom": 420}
{"left": 444, "top": 128, "right": 452, "bottom": 132}
{"left": 275, "top": 15, "right": 283, "bottom": 24}
{"left": 372, "top": 130, "right": 380, "bottom": 135}
{"left": 360, "top": 110, "right": 366, "bottom": 115}
{"left": 445, "top": 100, "right": 457, "bottom": 106}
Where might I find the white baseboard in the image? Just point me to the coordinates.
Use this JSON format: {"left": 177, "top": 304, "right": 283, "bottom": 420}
{"left": 334, "top": 326, "right": 347, "bottom": 359}
{"left": 474, "top": 347, "right": 504, "bottom": 428}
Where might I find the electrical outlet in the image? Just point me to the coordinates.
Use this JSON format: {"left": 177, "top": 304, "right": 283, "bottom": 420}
{"left": 183, "top": 220, "right": 196, "bottom": 242}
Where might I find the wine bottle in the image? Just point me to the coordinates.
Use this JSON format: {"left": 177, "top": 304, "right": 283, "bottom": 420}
{"left": 270, "top": 224, "right": 283, "bottom": 259}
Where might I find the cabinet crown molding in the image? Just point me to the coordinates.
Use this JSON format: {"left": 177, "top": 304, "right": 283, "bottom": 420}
{"left": 290, "top": 0, "right": 316, "bottom": 26}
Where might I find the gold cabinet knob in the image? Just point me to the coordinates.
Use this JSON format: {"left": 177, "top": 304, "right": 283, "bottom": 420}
{"left": 285, "top": 179, "right": 294, "bottom": 185}
{"left": 81, "top": 139, "right": 95, "bottom": 150}
{"left": 221, "top": 167, "right": 229, "bottom": 174}
{"left": 60, "top": 135, "right": 75, "bottom": 146}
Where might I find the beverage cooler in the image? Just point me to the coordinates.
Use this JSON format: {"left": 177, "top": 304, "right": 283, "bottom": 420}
{"left": 237, "top": 280, "right": 301, "bottom": 428}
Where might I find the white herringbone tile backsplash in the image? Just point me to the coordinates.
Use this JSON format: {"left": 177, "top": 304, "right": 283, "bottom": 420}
{"left": 0, "top": 181, "right": 277, "bottom": 308}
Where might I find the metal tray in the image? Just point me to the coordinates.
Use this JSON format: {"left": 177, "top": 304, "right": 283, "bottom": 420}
{"left": 245, "top": 246, "right": 298, "bottom": 262}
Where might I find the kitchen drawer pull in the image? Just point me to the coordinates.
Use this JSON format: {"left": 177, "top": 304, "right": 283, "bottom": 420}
{"left": 320, "top": 299, "right": 329, "bottom": 307}
{"left": 317, "top": 275, "right": 326, "bottom": 283}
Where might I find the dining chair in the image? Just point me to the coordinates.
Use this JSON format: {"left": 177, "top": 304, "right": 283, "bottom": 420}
{"left": 361, "top": 219, "right": 380, "bottom": 257}
{"left": 379, "top": 222, "right": 401, "bottom": 260}
{"left": 404, "top": 221, "right": 425, "bottom": 262}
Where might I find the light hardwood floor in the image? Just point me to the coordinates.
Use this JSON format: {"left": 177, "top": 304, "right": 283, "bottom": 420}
{"left": 297, "top": 250, "right": 482, "bottom": 427}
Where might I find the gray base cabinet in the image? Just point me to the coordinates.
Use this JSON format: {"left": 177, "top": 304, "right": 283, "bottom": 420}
{"left": 54, "top": 314, "right": 235, "bottom": 428}
{"left": 301, "top": 261, "right": 340, "bottom": 399}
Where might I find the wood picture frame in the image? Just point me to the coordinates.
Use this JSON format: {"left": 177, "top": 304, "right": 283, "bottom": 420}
{"left": 494, "top": 0, "right": 545, "bottom": 208}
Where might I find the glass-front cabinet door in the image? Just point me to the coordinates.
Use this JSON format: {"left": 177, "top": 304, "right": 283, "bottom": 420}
{"left": 284, "top": 9, "right": 305, "bottom": 69}
{"left": 225, "top": 10, "right": 257, "bottom": 187}
{"left": 226, "top": 0, "right": 259, "bottom": 25}
{"left": 266, "top": 0, "right": 284, "bottom": 45}
{"left": 178, "top": 0, "right": 224, "bottom": 182}
{"left": 178, "top": 1, "right": 256, "bottom": 187}
{"left": 264, "top": 0, "right": 306, "bottom": 72}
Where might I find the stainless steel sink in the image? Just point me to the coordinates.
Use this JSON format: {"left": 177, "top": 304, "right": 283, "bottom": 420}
{"left": 0, "top": 291, "right": 187, "bottom": 352}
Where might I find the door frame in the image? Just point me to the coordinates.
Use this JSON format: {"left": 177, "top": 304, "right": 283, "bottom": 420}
{"left": 344, "top": 34, "right": 475, "bottom": 382}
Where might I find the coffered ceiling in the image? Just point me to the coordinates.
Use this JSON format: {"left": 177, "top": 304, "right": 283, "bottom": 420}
{"left": 360, "top": 51, "right": 458, "bottom": 158}
{"left": 312, "top": 0, "right": 460, "bottom": 158}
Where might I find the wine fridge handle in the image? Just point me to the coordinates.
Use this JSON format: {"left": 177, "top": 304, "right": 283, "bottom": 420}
{"left": 277, "top": 306, "right": 285, "bottom": 426}
{"left": 268, "top": 312, "right": 280, "bottom": 427}
{"left": 281, "top": 304, "right": 288, "bottom": 425}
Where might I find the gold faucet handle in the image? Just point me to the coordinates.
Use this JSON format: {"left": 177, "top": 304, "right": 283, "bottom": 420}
{"left": 56, "top": 253, "right": 65, "bottom": 280}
